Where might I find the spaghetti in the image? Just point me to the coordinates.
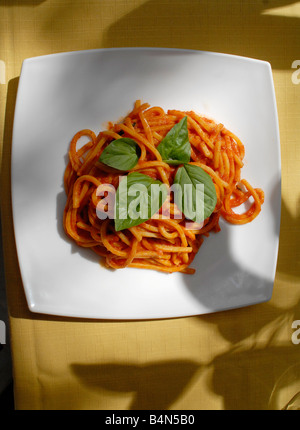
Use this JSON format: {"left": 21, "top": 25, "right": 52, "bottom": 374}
{"left": 63, "top": 101, "right": 264, "bottom": 274}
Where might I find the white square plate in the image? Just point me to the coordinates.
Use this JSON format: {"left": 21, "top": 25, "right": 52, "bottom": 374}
{"left": 11, "top": 48, "right": 281, "bottom": 319}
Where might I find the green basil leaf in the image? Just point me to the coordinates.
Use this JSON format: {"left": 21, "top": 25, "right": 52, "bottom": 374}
{"left": 115, "top": 172, "right": 168, "bottom": 231}
{"left": 173, "top": 164, "right": 217, "bottom": 222}
{"left": 157, "top": 116, "right": 191, "bottom": 165}
{"left": 99, "top": 138, "right": 140, "bottom": 171}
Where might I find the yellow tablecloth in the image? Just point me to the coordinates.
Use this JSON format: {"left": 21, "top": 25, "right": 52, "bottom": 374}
{"left": 1, "top": 0, "right": 300, "bottom": 410}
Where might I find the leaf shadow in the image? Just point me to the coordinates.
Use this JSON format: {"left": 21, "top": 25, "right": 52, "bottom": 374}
{"left": 208, "top": 343, "right": 300, "bottom": 410}
{"left": 103, "top": 0, "right": 300, "bottom": 70}
{"left": 71, "top": 359, "right": 200, "bottom": 410}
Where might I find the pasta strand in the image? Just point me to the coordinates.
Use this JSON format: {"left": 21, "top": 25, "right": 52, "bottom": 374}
{"left": 63, "top": 101, "right": 264, "bottom": 274}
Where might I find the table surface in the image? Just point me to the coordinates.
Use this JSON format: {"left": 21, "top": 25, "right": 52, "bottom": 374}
{"left": 1, "top": 0, "right": 300, "bottom": 410}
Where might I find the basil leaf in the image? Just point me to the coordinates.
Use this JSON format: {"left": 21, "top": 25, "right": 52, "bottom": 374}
{"left": 115, "top": 172, "right": 168, "bottom": 231}
{"left": 99, "top": 138, "right": 140, "bottom": 171}
{"left": 173, "top": 164, "right": 217, "bottom": 222}
{"left": 157, "top": 116, "right": 191, "bottom": 165}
